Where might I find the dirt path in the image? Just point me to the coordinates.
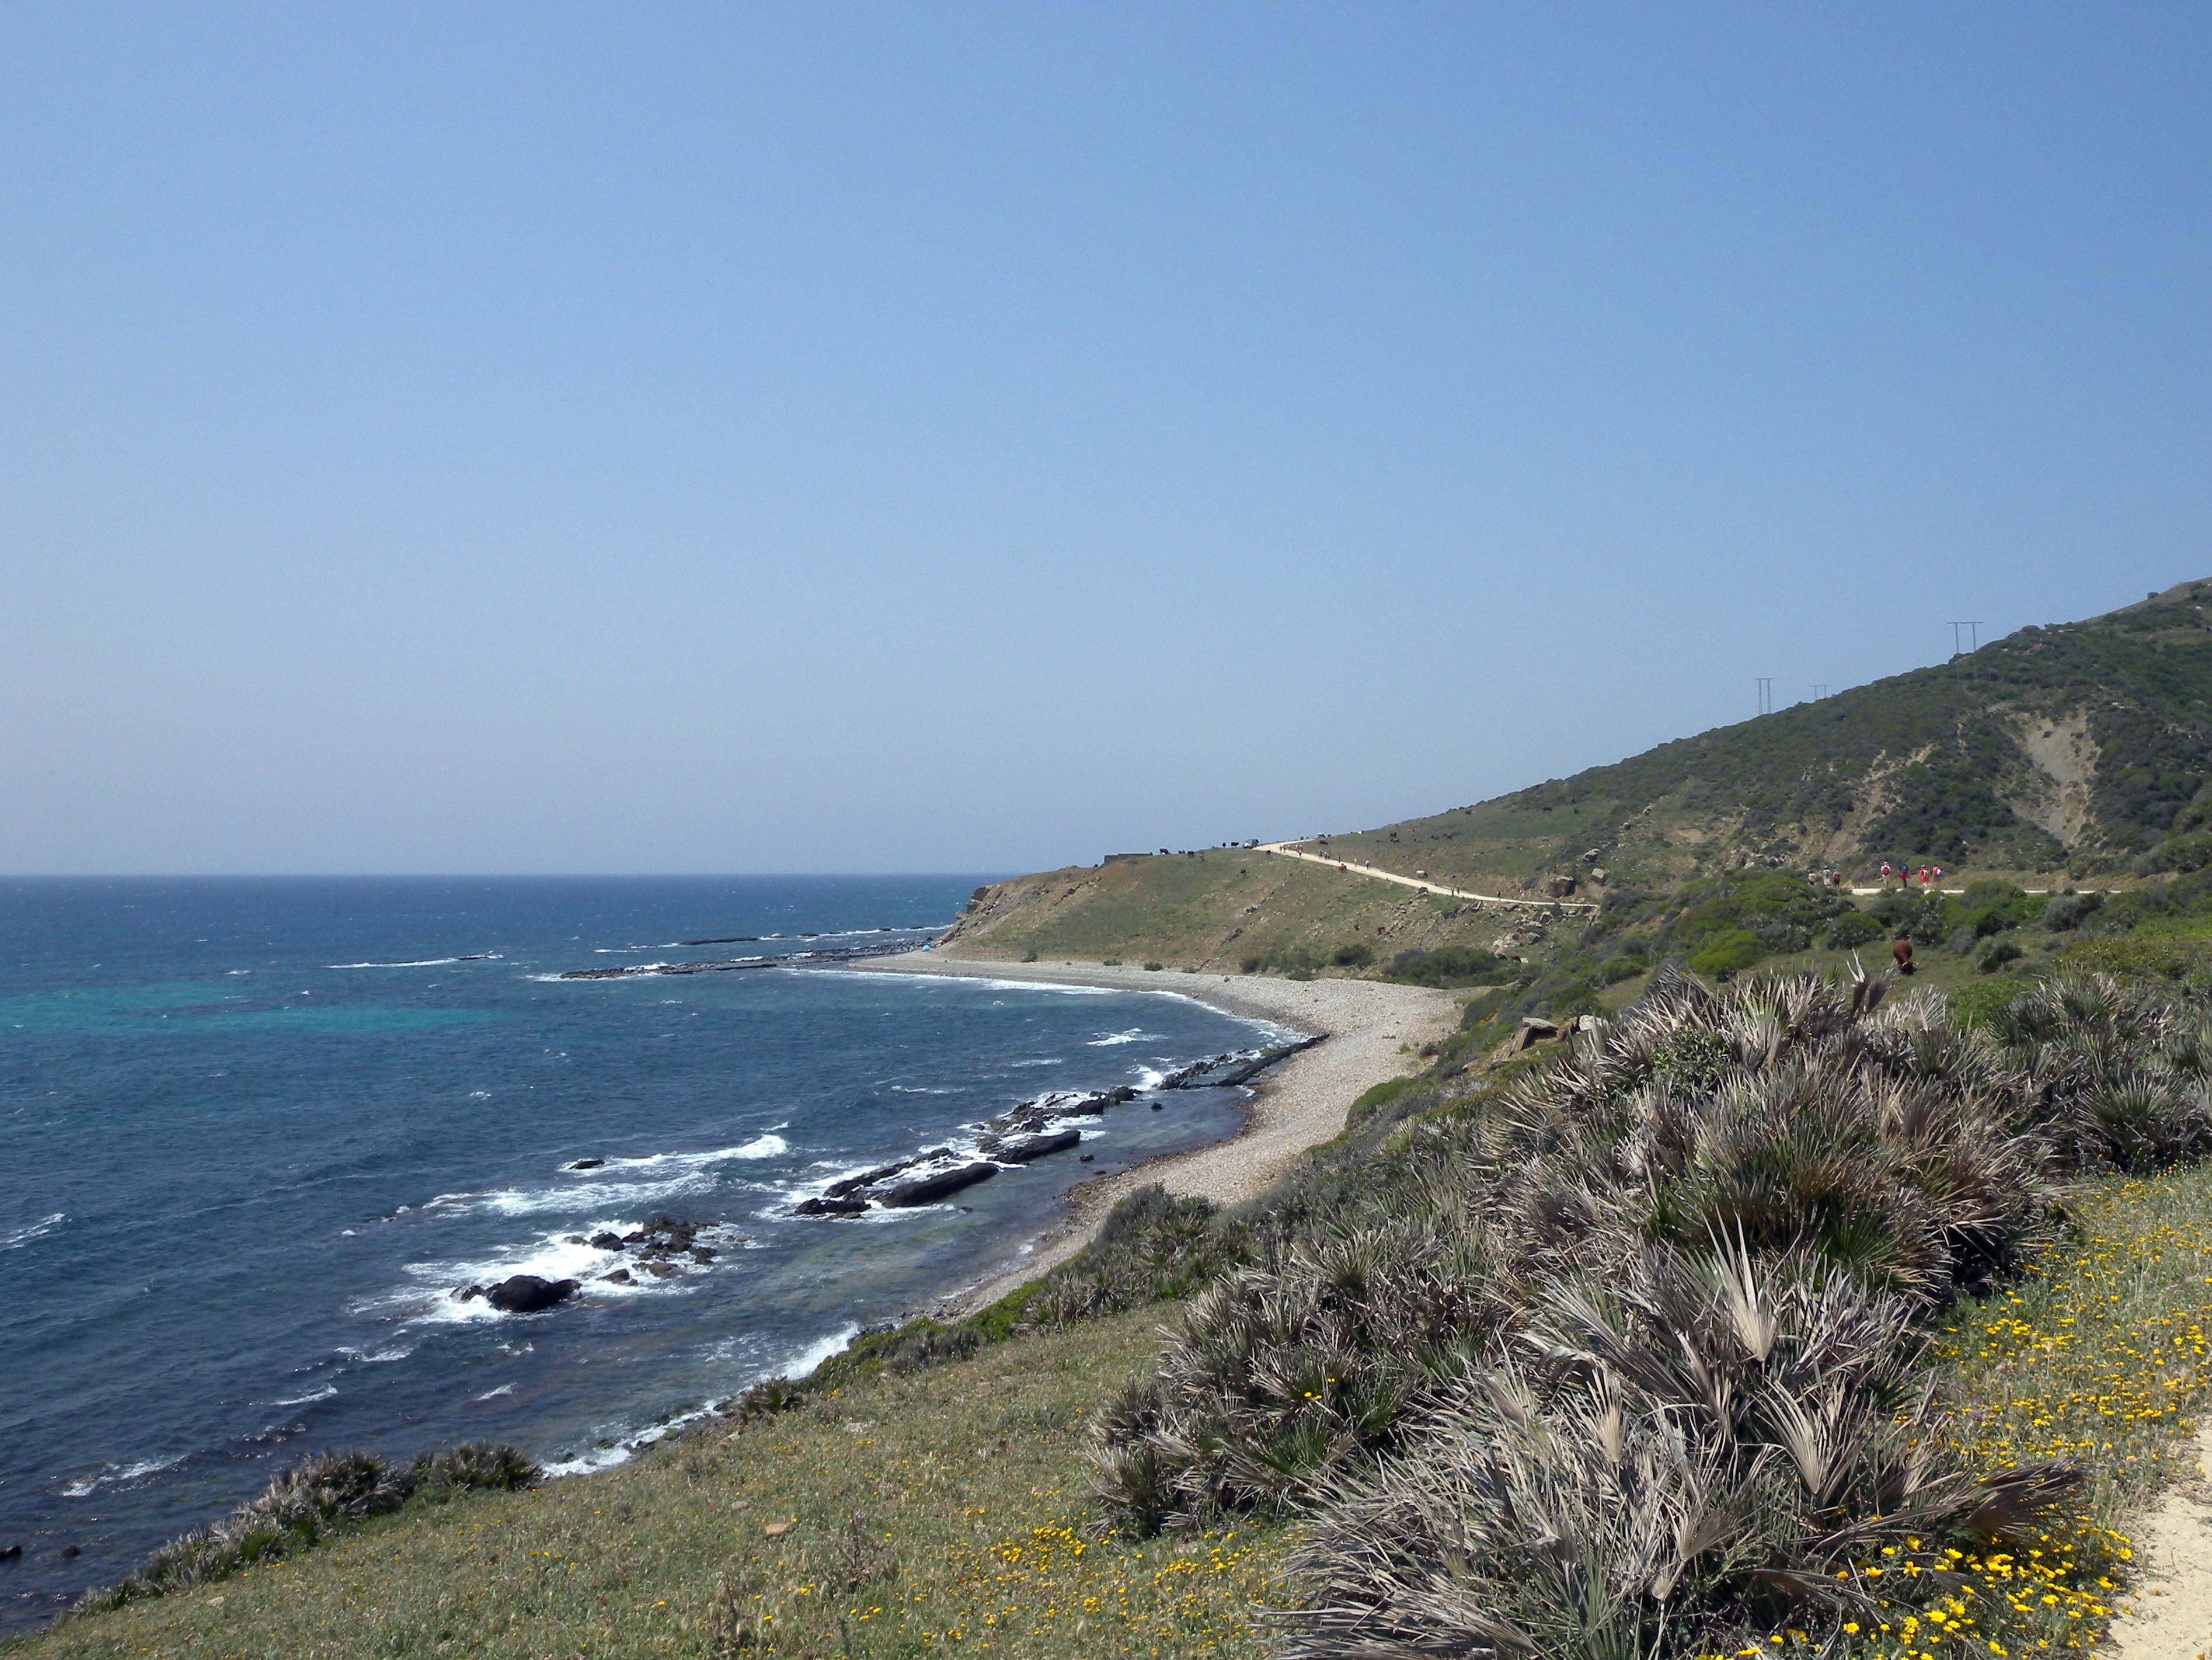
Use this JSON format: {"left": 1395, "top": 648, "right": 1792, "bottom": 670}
{"left": 2109, "top": 1421, "right": 2212, "bottom": 1658}
{"left": 1257, "top": 841, "right": 1597, "bottom": 913}
{"left": 849, "top": 953, "right": 1459, "bottom": 1313}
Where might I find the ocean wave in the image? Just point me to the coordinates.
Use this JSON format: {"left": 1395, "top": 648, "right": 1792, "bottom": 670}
{"left": 326, "top": 957, "right": 494, "bottom": 970}
{"left": 4, "top": 1212, "right": 64, "bottom": 1249}
{"left": 336, "top": 1344, "right": 414, "bottom": 1364}
{"left": 474, "top": 1383, "right": 515, "bottom": 1401}
{"left": 560, "top": 1136, "right": 790, "bottom": 1175}
{"left": 1009, "top": 1058, "right": 1065, "bottom": 1068}
{"left": 538, "top": 1324, "right": 861, "bottom": 1480}
{"left": 379, "top": 1215, "right": 740, "bottom": 1324}
{"left": 271, "top": 1384, "right": 339, "bottom": 1407}
{"left": 478, "top": 1171, "right": 715, "bottom": 1217}
{"left": 1088, "top": 1029, "right": 1152, "bottom": 1046}
{"left": 61, "top": 1453, "right": 187, "bottom": 1498}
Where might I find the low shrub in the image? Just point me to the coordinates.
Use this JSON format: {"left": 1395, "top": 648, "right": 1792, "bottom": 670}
{"left": 1826, "top": 910, "right": 1886, "bottom": 948}
{"left": 1344, "top": 1074, "right": 1412, "bottom": 1129}
{"left": 1685, "top": 927, "right": 1762, "bottom": 977}
{"left": 81, "top": 1445, "right": 537, "bottom": 1612}
{"left": 1381, "top": 946, "right": 1513, "bottom": 989}
{"left": 1978, "top": 937, "right": 2025, "bottom": 972}
{"left": 2044, "top": 890, "right": 2103, "bottom": 931}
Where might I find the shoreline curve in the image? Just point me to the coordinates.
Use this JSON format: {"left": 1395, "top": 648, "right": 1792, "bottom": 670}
{"left": 848, "top": 952, "right": 1461, "bottom": 1316}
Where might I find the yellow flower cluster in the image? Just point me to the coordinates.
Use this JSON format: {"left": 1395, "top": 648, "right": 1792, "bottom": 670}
{"left": 1823, "top": 1175, "right": 2212, "bottom": 1659}
{"left": 793, "top": 1516, "right": 1277, "bottom": 1654}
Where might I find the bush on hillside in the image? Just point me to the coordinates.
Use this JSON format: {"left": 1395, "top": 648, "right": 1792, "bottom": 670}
{"left": 1381, "top": 945, "right": 1514, "bottom": 989}
{"left": 1094, "top": 964, "right": 2212, "bottom": 1657}
{"left": 1826, "top": 910, "right": 1886, "bottom": 949}
{"left": 82, "top": 1445, "right": 537, "bottom": 1612}
{"left": 2044, "top": 890, "right": 2104, "bottom": 931}
{"left": 1684, "top": 928, "right": 1763, "bottom": 977}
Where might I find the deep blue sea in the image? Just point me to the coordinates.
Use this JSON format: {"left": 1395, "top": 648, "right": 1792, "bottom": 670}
{"left": 0, "top": 878, "right": 1274, "bottom": 1630}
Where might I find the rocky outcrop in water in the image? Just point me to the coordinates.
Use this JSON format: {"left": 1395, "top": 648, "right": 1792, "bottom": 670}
{"left": 483, "top": 1275, "right": 580, "bottom": 1314}
{"left": 788, "top": 1035, "right": 1323, "bottom": 1220}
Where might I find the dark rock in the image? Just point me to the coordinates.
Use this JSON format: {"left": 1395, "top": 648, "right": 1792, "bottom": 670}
{"left": 878, "top": 1161, "right": 999, "bottom": 1208}
{"left": 602, "top": 1268, "right": 633, "bottom": 1284}
{"left": 993, "top": 1129, "right": 1082, "bottom": 1164}
{"left": 645, "top": 1261, "right": 677, "bottom": 1279}
{"left": 1150, "top": 1101, "right": 1163, "bottom": 1111}
{"left": 1079, "top": 1153, "right": 1095, "bottom": 1162}
{"left": 622, "top": 1230, "right": 647, "bottom": 1244}
{"left": 827, "top": 1160, "right": 915, "bottom": 1199}
{"left": 590, "top": 1231, "right": 623, "bottom": 1251}
{"left": 793, "top": 1195, "right": 869, "bottom": 1217}
{"left": 486, "top": 1274, "right": 581, "bottom": 1314}
{"left": 0, "top": 1544, "right": 23, "bottom": 1562}
{"left": 62, "top": 1545, "right": 80, "bottom": 1559}
{"left": 567, "top": 1158, "right": 606, "bottom": 1171}
{"left": 563, "top": 1234, "right": 588, "bottom": 1245}
{"left": 689, "top": 1247, "right": 716, "bottom": 1264}
{"left": 453, "top": 1284, "right": 484, "bottom": 1302}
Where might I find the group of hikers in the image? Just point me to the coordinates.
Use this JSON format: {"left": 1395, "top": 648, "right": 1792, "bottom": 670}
{"left": 1803, "top": 862, "right": 1948, "bottom": 892}
{"left": 1880, "top": 860, "right": 1946, "bottom": 890}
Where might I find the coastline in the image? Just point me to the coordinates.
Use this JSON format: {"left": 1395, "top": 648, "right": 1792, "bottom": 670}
{"left": 848, "top": 952, "right": 1461, "bottom": 1315}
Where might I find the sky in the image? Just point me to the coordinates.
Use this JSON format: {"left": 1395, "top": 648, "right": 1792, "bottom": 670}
{"left": 4, "top": 5, "right": 2208, "bottom": 874}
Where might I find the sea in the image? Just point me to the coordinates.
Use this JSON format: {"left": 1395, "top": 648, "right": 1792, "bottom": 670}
{"left": 0, "top": 876, "right": 1280, "bottom": 1630}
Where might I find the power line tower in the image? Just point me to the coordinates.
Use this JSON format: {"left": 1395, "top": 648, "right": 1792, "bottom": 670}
{"left": 1812, "top": 683, "right": 1828, "bottom": 700}
{"left": 1948, "top": 621, "right": 1984, "bottom": 657}
{"left": 1755, "top": 677, "right": 1774, "bottom": 716}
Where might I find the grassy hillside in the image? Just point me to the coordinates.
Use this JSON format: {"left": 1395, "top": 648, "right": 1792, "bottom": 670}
{"left": 948, "top": 579, "right": 2212, "bottom": 969}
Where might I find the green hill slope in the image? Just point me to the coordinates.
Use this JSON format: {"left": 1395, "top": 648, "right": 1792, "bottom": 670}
{"left": 945, "top": 579, "right": 2212, "bottom": 967}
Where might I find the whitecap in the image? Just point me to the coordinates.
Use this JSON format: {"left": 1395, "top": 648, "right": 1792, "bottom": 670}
{"left": 271, "top": 1384, "right": 338, "bottom": 1407}
{"left": 325, "top": 958, "right": 463, "bottom": 970}
{"left": 1088, "top": 1029, "right": 1152, "bottom": 1046}
{"left": 538, "top": 1324, "right": 860, "bottom": 1480}
{"left": 61, "top": 1453, "right": 187, "bottom": 1498}
{"left": 4, "top": 1212, "right": 63, "bottom": 1249}
{"left": 474, "top": 1383, "right": 515, "bottom": 1401}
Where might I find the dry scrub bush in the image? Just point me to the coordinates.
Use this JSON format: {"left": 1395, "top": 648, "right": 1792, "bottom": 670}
{"left": 1097, "top": 966, "right": 2212, "bottom": 1655}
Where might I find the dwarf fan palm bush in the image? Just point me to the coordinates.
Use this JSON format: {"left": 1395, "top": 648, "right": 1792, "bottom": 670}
{"left": 1092, "top": 963, "right": 2161, "bottom": 1656}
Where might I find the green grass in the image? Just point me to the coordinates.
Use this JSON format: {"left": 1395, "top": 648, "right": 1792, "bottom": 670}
{"left": 13, "top": 1310, "right": 1287, "bottom": 1660}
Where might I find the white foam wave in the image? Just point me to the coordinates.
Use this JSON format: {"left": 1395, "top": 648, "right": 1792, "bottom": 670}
{"left": 326, "top": 958, "right": 461, "bottom": 969}
{"left": 1088, "top": 1029, "right": 1152, "bottom": 1046}
{"left": 336, "top": 1344, "right": 414, "bottom": 1364}
{"left": 538, "top": 1323, "right": 863, "bottom": 1480}
{"left": 61, "top": 1453, "right": 187, "bottom": 1498}
{"left": 475, "top": 1383, "right": 515, "bottom": 1401}
{"left": 4, "top": 1212, "right": 63, "bottom": 1249}
{"left": 271, "top": 1384, "right": 338, "bottom": 1407}
{"left": 479, "top": 1171, "right": 714, "bottom": 1217}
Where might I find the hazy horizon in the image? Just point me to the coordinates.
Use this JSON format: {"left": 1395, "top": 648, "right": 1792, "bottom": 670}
{"left": 8, "top": 6, "right": 2208, "bottom": 875}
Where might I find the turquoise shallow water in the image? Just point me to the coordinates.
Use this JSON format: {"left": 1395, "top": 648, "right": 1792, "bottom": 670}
{"left": 0, "top": 877, "right": 1269, "bottom": 1629}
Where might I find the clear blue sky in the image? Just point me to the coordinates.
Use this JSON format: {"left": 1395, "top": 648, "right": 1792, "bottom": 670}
{"left": 5, "top": 5, "right": 2207, "bottom": 873}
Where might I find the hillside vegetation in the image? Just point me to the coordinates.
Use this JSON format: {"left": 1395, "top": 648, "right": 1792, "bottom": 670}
{"left": 946, "top": 580, "right": 2212, "bottom": 970}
